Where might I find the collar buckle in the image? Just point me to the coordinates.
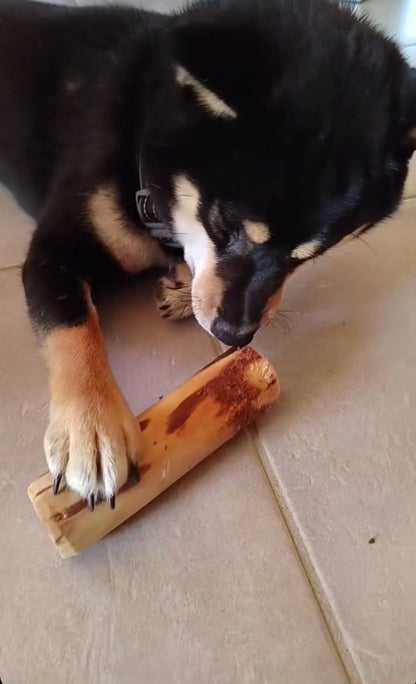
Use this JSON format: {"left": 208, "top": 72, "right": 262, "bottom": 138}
{"left": 135, "top": 189, "right": 181, "bottom": 249}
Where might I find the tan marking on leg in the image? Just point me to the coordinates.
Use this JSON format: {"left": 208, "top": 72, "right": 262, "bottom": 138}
{"left": 44, "top": 302, "right": 141, "bottom": 500}
{"left": 244, "top": 220, "right": 270, "bottom": 244}
{"left": 89, "top": 185, "right": 168, "bottom": 274}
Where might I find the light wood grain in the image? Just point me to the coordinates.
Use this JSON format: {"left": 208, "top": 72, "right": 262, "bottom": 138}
{"left": 28, "top": 347, "right": 279, "bottom": 558}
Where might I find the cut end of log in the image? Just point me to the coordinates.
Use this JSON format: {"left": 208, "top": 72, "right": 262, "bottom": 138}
{"left": 167, "top": 347, "right": 277, "bottom": 435}
{"left": 28, "top": 347, "right": 279, "bottom": 558}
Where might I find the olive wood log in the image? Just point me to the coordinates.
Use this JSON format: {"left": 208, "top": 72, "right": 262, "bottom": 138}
{"left": 28, "top": 346, "right": 279, "bottom": 558}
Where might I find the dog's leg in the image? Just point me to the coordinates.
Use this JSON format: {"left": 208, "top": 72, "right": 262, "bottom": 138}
{"left": 156, "top": 262, "right": 193, "bottom": 321}
{"left": 23, "top": 223, "right": 141, "bottom": 507}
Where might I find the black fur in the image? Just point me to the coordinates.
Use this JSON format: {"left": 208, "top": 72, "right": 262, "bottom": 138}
{"left": 0, "top": 0, "right": 415, "bottom": 343}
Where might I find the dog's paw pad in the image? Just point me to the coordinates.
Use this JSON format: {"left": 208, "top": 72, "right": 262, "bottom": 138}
{"left": 155, "top": 263, "right": 193, "bottom": 321}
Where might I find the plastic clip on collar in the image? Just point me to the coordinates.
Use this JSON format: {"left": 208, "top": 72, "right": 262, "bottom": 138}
{"left": 135, "top": 188, "right": 182, "bottom": 250}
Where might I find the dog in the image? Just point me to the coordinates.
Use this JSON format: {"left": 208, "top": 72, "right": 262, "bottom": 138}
{"left": 0, "top": 0, "right": 415, "bottom": 509}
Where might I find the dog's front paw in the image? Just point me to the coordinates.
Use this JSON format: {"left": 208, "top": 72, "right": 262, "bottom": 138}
{"left": 44, "top": 375, "right": 141, "bottom": 509}
{"left": 156, "top": 263, "right": 193, "bottom": 320}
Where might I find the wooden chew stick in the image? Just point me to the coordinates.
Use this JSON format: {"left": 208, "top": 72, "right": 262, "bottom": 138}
{"left": 28, "top": 347, "right": 279, "bottom": 558}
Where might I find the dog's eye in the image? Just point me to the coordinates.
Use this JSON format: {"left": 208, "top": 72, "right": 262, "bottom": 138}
{"left": 209, "top": 202, "right": 232, "bottom": 245}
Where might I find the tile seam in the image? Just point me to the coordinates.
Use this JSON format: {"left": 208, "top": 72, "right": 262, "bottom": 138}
{"left": 247, "top": 421, "right": 363, "bottom": 684}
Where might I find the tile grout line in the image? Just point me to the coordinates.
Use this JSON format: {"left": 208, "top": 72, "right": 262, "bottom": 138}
{"left": 0, "top": 263, "right": 22, "bottom": 272}
{"left": 247, "top": 421, "right": 362, "bottom": 684}
{"left": 208, "top": 335, "right": 359, "bottom": 682}
{"left": 204, "top": 187, "right": 414, "bottom": 680}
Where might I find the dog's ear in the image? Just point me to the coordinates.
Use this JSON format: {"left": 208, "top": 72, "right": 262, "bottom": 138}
{"left": 403, "top": 67, "right": 416, "bottom": 150}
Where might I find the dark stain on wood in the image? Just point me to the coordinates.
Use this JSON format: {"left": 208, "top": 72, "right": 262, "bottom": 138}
{"left": 138, "top": 462, "right": 151, "bottom": 476}
{"left": 167, "top": 347, "right": 272, "bottom": 435}
{"left": 51, "top": 499, "right": 86, "bottom": 522}
{"left": 35, "top": 483, "right": 53, "bottom": 497}
{"left": 207, "top": 347, "right": 264, "bottom": 432}
{"left": 139, "top": 418, "right": 150, "bottom": 431}
{"left": 167, "top": 388, "right": 206, "bottom": 433}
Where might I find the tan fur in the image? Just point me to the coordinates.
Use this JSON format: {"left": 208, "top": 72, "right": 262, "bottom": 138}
{"left": 192, "top": 263, "right": 224, "bottom": 328}
{"left": 409, "top": 128, "right": 416, "bottom": 143}
{"left": 175, "top": 65, "right": 237, "bottom": 120}
{"left": 89, "top": 185, "right": 168, "bottom": 274}
{"left": 244, "top": 220, "right": 270, "bottom": 244}
{"left": 156, "top": 263, "right": 193, "bottom": 320}
{"left": 44, "top": 301, "right": 141, "bottom": 499}
{"left": 291, "top": 238, "right": 321, "bottom": 260}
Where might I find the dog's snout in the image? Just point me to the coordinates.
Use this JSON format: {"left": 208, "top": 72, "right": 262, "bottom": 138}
{"left": 211, "top": 318, "right": 256, "bottom": 347}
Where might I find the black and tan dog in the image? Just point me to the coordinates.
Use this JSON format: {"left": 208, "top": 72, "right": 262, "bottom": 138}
{"left": 0, "top": 0, "right": 415, "bottom": 508}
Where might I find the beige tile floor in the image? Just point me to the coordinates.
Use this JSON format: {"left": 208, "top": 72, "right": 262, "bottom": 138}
{"left": 0, "top": 190, "right": 348, "bottom": 684}
{"left": 1, "top": 2, "right": 415, "bottom": 683}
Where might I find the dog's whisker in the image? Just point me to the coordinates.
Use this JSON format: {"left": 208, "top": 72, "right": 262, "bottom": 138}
{"left": 355, "top": 234, "right": 377, "bottom": 256}
{"left": 269, "top": 311, "right": 293, "bottom": 335}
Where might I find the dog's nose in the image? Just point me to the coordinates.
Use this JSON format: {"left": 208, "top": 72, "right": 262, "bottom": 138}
{"left": 211, "top": 319, "right": 256, "bottom": 347}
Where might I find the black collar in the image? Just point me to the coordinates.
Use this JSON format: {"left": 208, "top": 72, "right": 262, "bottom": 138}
{"left": 135, "top": 153, "right": 181, "bottom": 250}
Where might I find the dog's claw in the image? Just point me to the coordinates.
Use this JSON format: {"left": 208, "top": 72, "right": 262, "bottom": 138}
{"left": 53, "top": 474, "right": 62, "bottom": 495}
{"left": 110, "top": 495, "right": 116, "bottom": 510}
{"left": 87, "top": 494, "right": 95, "bottom": 512}
{"left": 132, "top": 464, "right": 141, "bottom": 482}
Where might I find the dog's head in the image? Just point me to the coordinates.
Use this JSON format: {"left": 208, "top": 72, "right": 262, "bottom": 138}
{"left": 144, "top": 0, "right": 416, "bottom": 346}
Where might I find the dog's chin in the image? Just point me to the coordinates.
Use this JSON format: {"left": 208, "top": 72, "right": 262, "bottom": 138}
{"left": 192, "top": 302, "right": 214, "bottom": 337}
